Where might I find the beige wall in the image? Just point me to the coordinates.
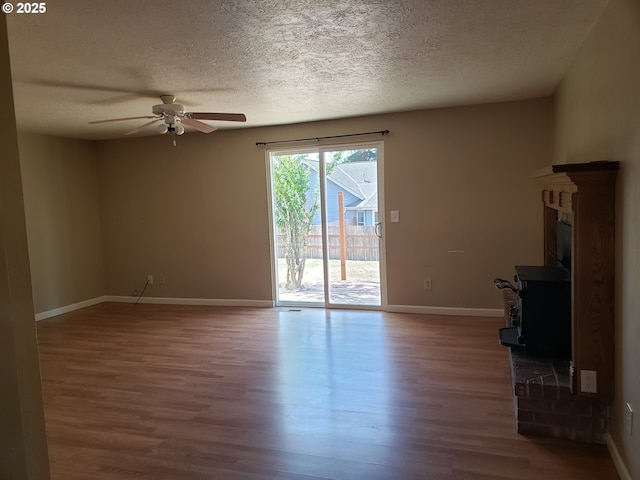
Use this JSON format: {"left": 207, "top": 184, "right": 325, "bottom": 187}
{"left": 19, "top": 133, "right": 105, "bottom": 314}
{"left": 97, "top": 128, "right": 274, "bottom": 301}
{"left": 555, "top": 0, "right": 640, "bottom": 476}
{"left": 0, "top": 16, "right": 50, "bottom": 480}
{"left": 379, "top": 100, "right": 551, "bottom": 308}
{"left": 97, "top": 98, "right": 552, "bottom": 309}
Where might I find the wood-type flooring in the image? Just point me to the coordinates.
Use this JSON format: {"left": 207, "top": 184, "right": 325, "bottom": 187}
{"left": 35, "top": 303, "right": 619, "bottom": 479}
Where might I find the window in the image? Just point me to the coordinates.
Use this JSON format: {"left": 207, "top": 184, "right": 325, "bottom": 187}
{"left": 356, "top": 211, "right": 366, "bottom": 226}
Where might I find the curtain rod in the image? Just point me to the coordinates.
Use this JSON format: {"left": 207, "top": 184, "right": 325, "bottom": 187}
{"left": 255, "top": 129, "right": 389, "bottom": 146}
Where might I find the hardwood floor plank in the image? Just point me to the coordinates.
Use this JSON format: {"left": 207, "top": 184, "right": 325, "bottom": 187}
{"left": 36, "top": 304, "right": 619, "bottom": 479}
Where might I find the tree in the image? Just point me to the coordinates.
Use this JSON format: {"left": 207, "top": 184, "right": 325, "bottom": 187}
{"left": 341, "top": 148, "right": 377, "bottom": 163}
{"left": 273, "top": 155, "right": 318, "bottom": 290}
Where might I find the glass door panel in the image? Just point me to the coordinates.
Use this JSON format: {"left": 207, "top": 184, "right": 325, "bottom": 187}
{"left": 323, "top": 148, "right": 381, "bottom": 306}
{"left": 271, "top": 152, "right": 325, "bottom": 305}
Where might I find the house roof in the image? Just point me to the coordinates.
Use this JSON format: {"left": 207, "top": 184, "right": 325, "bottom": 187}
{"left": 5, "top": 0, "right": 607, "bottom": 140}
{"left": 304, "top": 159, "right": 377, "bottom": 209}
{"left": 330, "top": 162, "right": 378, "bottom": 211}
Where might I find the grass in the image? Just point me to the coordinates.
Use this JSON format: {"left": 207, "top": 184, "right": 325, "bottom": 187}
{"left": 277, "top": 258, "right": 380, "bottom": 287}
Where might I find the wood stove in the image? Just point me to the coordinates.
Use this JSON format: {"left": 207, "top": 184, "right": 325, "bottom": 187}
{"left": 496, "top": 265, "right": 571, "bottom": 358}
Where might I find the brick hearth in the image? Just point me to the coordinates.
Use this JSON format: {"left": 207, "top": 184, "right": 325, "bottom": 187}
{"left": 502, "top": 291, "right": 608, "bottom": 443}
{"left": 508, "top": 349, "right": 608, "bottom": 443}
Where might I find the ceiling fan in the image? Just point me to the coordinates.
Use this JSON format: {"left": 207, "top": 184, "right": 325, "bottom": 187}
{"left": 89, "top": 94, "right": 246, "bottom": 144}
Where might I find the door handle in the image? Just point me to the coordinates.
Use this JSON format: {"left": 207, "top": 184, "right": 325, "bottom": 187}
{"left": 375, "top": 222, "right": 382, "bottom": 238}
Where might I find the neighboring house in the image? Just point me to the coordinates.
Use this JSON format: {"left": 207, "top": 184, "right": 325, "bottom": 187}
{"left": 306, "top": 161, "right": 378, "bottom": 226}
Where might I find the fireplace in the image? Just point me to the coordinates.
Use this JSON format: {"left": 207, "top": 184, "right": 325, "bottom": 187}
{"left": 495, "top": 161, "right": 618, "bottom": 443}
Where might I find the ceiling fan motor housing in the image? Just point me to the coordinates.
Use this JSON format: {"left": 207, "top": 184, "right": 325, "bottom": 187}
{"left": 152, "top": 103, "right": 186, "bottom": 117}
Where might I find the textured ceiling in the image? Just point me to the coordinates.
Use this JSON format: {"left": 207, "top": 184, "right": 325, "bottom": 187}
{"left": 7, "top": 0, "right": 607, "bottom": 140}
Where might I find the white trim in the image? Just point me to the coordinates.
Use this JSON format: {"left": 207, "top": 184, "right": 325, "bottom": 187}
{"left": 35, "top": 297, "right": 500, "bottom": 319}
{"left": 375, "top": 141, "right": 388, "bottom": 309}
{"left": 604, "top": 433, "right": 632, "bottom": 480}
{"left": 267, "top": 141, "right": 388, "bottom": 310}
{"left": 265, "top": 150, "right": 279, "bottom": 310}
{"left": 105, "top": 296, "right": 274, "bottom": 308}
{"left": 35, "top": 296, "right": 107, "bottom": 321}
{"left": 387, "top": 304, "right": 503, "bottom": 317}
{"left": 319, "top": 151, "right": 330, "bottom": 305}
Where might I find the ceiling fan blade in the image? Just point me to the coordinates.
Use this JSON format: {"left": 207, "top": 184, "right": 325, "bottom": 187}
{"left": 189, "top": 112, "right": 246, "bottom": 122}
{"left": 125, "top": 119, "right": 162, "bottom": 136}
{"left": 182, "top": 117, "right": 218, "bottom": 134}
{"left": 89, "top": 115, "right": 158, "bottom": 125}
{"left": 23, "top": 79, "right": 227, "bottom": 105}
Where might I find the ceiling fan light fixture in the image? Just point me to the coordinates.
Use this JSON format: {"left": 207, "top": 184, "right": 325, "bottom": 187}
{"left": 174, "top": 123, "right": 185, "bottom": 135}
{"left": 158, "top": 124, "right": 169, "bottom": 134}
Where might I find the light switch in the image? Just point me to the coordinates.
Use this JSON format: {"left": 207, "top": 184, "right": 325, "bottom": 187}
{"left": 391, "top": 210, "right": 400, "bottom": 223}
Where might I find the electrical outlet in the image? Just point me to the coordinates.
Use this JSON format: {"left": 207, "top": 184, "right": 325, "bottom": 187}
{"left": 423, "top": 278, "right": 432, "bottom": 290}
{"left": 625, "top": 403, "right": 634, "bottom": 437}
{"left": 580, "top": 370, "right": 597, "bottom": 393}
{"left": 147, "top": 274, "right": 154, "bottom": 285}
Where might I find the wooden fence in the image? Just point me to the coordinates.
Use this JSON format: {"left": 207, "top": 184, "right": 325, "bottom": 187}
{"left": 277, "top": 225, "right": 379, "bottom": 261}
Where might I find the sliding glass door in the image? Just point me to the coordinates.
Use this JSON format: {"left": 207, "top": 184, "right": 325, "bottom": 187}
{"left": 269, "top": 143, "right": 385, "bottom": 308}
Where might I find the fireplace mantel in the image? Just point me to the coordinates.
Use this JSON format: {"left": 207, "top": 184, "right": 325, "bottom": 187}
{"left": 533, "top": 161, "right": 619, "bottom": 401}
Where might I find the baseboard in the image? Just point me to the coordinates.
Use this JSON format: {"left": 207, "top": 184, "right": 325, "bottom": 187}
{"left": 604, "top": 433, "right": 632, "bottom": 480}
{"left": 36, "top": 298, "right": 498, "bottom": 320}
{"left": 35, "top": 296, "right": 107, "bottom": 321}
{"left": 105, "top": 296, "right": 274, "bottom": 308}
{"left": 386, "top": 304, "right": 503, "bottom": 317}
